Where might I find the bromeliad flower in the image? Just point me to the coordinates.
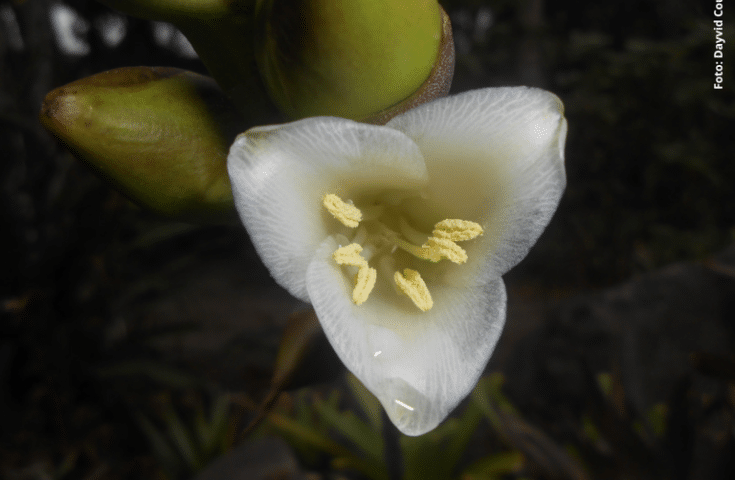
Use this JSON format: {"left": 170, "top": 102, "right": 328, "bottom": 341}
{"left": 227, "top": 86, "right": 567, "bottom": 436}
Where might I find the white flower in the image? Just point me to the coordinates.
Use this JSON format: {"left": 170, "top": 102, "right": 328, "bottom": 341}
{"left": 227, "top": 87, "right": 567, "bottom": 436}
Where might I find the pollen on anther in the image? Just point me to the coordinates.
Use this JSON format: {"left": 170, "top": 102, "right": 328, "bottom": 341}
{"left": 353, "top": 266, "right": 377, "bottom": 305}
{"left": 332, "top": 244, "right": 375, "bottom": 305}
{"left": 333, "top": 243, "right": 367, "bottom": 267}
{"left": 425, "top": 237, "right": 468, "bottom": 264}
{"left": 323, "top": 193, "right": 362, "bottom": 228}
{"left": 432, "top": 219, "right": 483, "bottom": 242}
{"left": 394, "top": 269, "right": 433, "bottom": 311}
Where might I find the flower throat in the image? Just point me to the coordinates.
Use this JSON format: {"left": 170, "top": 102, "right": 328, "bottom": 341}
{"left": 322, "top": 193, "right": 483, "bottom": 312}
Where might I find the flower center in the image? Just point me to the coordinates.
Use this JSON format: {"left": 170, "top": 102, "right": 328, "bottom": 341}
{"left": 323, "top": 193, "right": 483, "bottom": 311}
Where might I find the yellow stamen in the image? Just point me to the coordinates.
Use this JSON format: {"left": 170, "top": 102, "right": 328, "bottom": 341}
{"left": 323, "top": 193, "right": 482, "bottom": 312}
{"left": 393, "top": 236, "right": 467, "bottom": 264}
{"left": 332, "top": 243, "right": 376, "bottom": 305}
{"left": 424, "top": 237, "right": 468, "bottom": 264}
{"left": 394, "top": 269, "right": 433, "bottom": 311}
{"left": 323, "top": 193, "right": 362, "bottom": 228}
{"left": 353, "top": 266, "right": 377, "bottom": 305}
{"left": 333, "top": 243, "right": 367, "bottom": 267}
{"left": 432, "top": 219, "right": 483, "bottom": 242}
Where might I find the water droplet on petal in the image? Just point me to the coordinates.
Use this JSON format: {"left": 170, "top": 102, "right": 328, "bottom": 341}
{"left": 376, "top": 377, "right": 442, "bottom": 436}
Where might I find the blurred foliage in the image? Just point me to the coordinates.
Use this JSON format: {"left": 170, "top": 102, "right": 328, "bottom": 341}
{"left": 553, "top": 20, "right": 735, "bottom": 283}
{"left": 255, "top": 373, "right": 527, "bottom": 480}
{"left": 135, "top": 392, "right": 232, "bottom": 479}
{"left": 249, "top": 367, "right": 735, "bottom": 480}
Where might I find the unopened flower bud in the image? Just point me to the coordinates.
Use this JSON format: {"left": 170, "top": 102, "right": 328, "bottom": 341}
{"left": 39, "top": 66, "right": 242, "bottom": 222}
{"left": 256, "top": 0, "right": 453, "bottom": 121}
{"left": 95, "top": 0, "right": 276, "bottom": 119}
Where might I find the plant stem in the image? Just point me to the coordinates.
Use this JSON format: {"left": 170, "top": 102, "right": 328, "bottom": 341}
{"left": 381, "top": 409, "right": 404, "bottom": 480}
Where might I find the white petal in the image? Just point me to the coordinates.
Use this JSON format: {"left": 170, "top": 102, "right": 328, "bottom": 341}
{"left": 306, "top": 236, "right": 506, "bottom": 436}
{"left": 387, "top": 87, "right": 567, "bottom": 282}
{"left": 227, "top": 117, "right": 429, "bottom": 300}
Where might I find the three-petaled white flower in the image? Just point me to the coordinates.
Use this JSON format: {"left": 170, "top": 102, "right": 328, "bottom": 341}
{"left": 227, "top": 87, "right": 567, "bottom": 436}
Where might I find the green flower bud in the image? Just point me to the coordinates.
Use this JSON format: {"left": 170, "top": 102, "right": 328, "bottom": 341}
{"left": 363, "top": 6, "right": 454, "bottom": 125}
{"left": 256, "top": 0, "right": 448, "bottom": 120}
{"left": 39, "top": 67, "right": 241, "bottom": 222}
{"left": 94, "top": 1, "right": 274, "bottom": 119}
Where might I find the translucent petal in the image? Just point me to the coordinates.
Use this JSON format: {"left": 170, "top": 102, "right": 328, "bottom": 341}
{"left": 306, "top": 236, "right": 507, "bottom": 436}
{"left": 387, "top": 87, "right": 567, "bottom": 283}
{"left": 228, "top": 117, "right": 429, "bottom": 300}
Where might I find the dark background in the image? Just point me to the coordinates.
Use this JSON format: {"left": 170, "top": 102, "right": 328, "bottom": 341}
{"left": 2, "top": 0, "right": 734, "bottom": 478}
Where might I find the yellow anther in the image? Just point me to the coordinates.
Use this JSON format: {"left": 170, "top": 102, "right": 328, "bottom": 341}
{"left": 328, "top": 211, "right": 480, "bottom": 311}
{"left": 394, "top": 269, "right": 433, "bottom": 311}
{"left": 333, "top": 243, "right": 368, "bottom": 267}
{"left": 323, "top": 193, "right": 362, "bottom": 228}
{"left": 424, "top": 237, "right": 468, "bottom": 264}
{"left": 332, "top": 243, "right": 375, "bottom": 305}
{"left": 393, "top": 236, "right": 467, "bottom": 264}
{"left": 352, "top": 266, "right": 377, "bottom": 305}
{"left": 432, "top": 219, "right": 483, "bottom": 242}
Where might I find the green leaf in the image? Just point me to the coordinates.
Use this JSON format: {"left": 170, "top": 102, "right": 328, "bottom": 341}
{"left": 401, "top": 427, "right": 447, "bottom": 480}
{"left": 398, "top": 397, "right": 485, "bottom": 480}
{"left": 442, "top": 399, "right": 484, "bottom": 476}
{"left": 209, "top": 394, "right": 233, "bottom": 452}
{"left": 267, "top": 410, "right": 378, "bottom": 475}
{"left": 646, "top": 403, "right": 668, "bottom": 438}
{"left": 163, "top": 403, "right": 203, "bottom": 471}
{"left": 471, "top": 376, "right": 502, "bottom": 430}
{"left": 313, "top": 395, "right": 384, "bottom": 460}
{"left": 95, "top": 360, "right": 204, "bottom": 389}
{"left": 194, "top": 394, "right": 231, "bottom": 457}
{"left": 347, "top": 372, "right": 383, "bottom": 432}
{"left": 136, "top": 412, "right": 184, "bottom": 478}
{"left": 461, "top": 450, "right": 525, "bottom": 480}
